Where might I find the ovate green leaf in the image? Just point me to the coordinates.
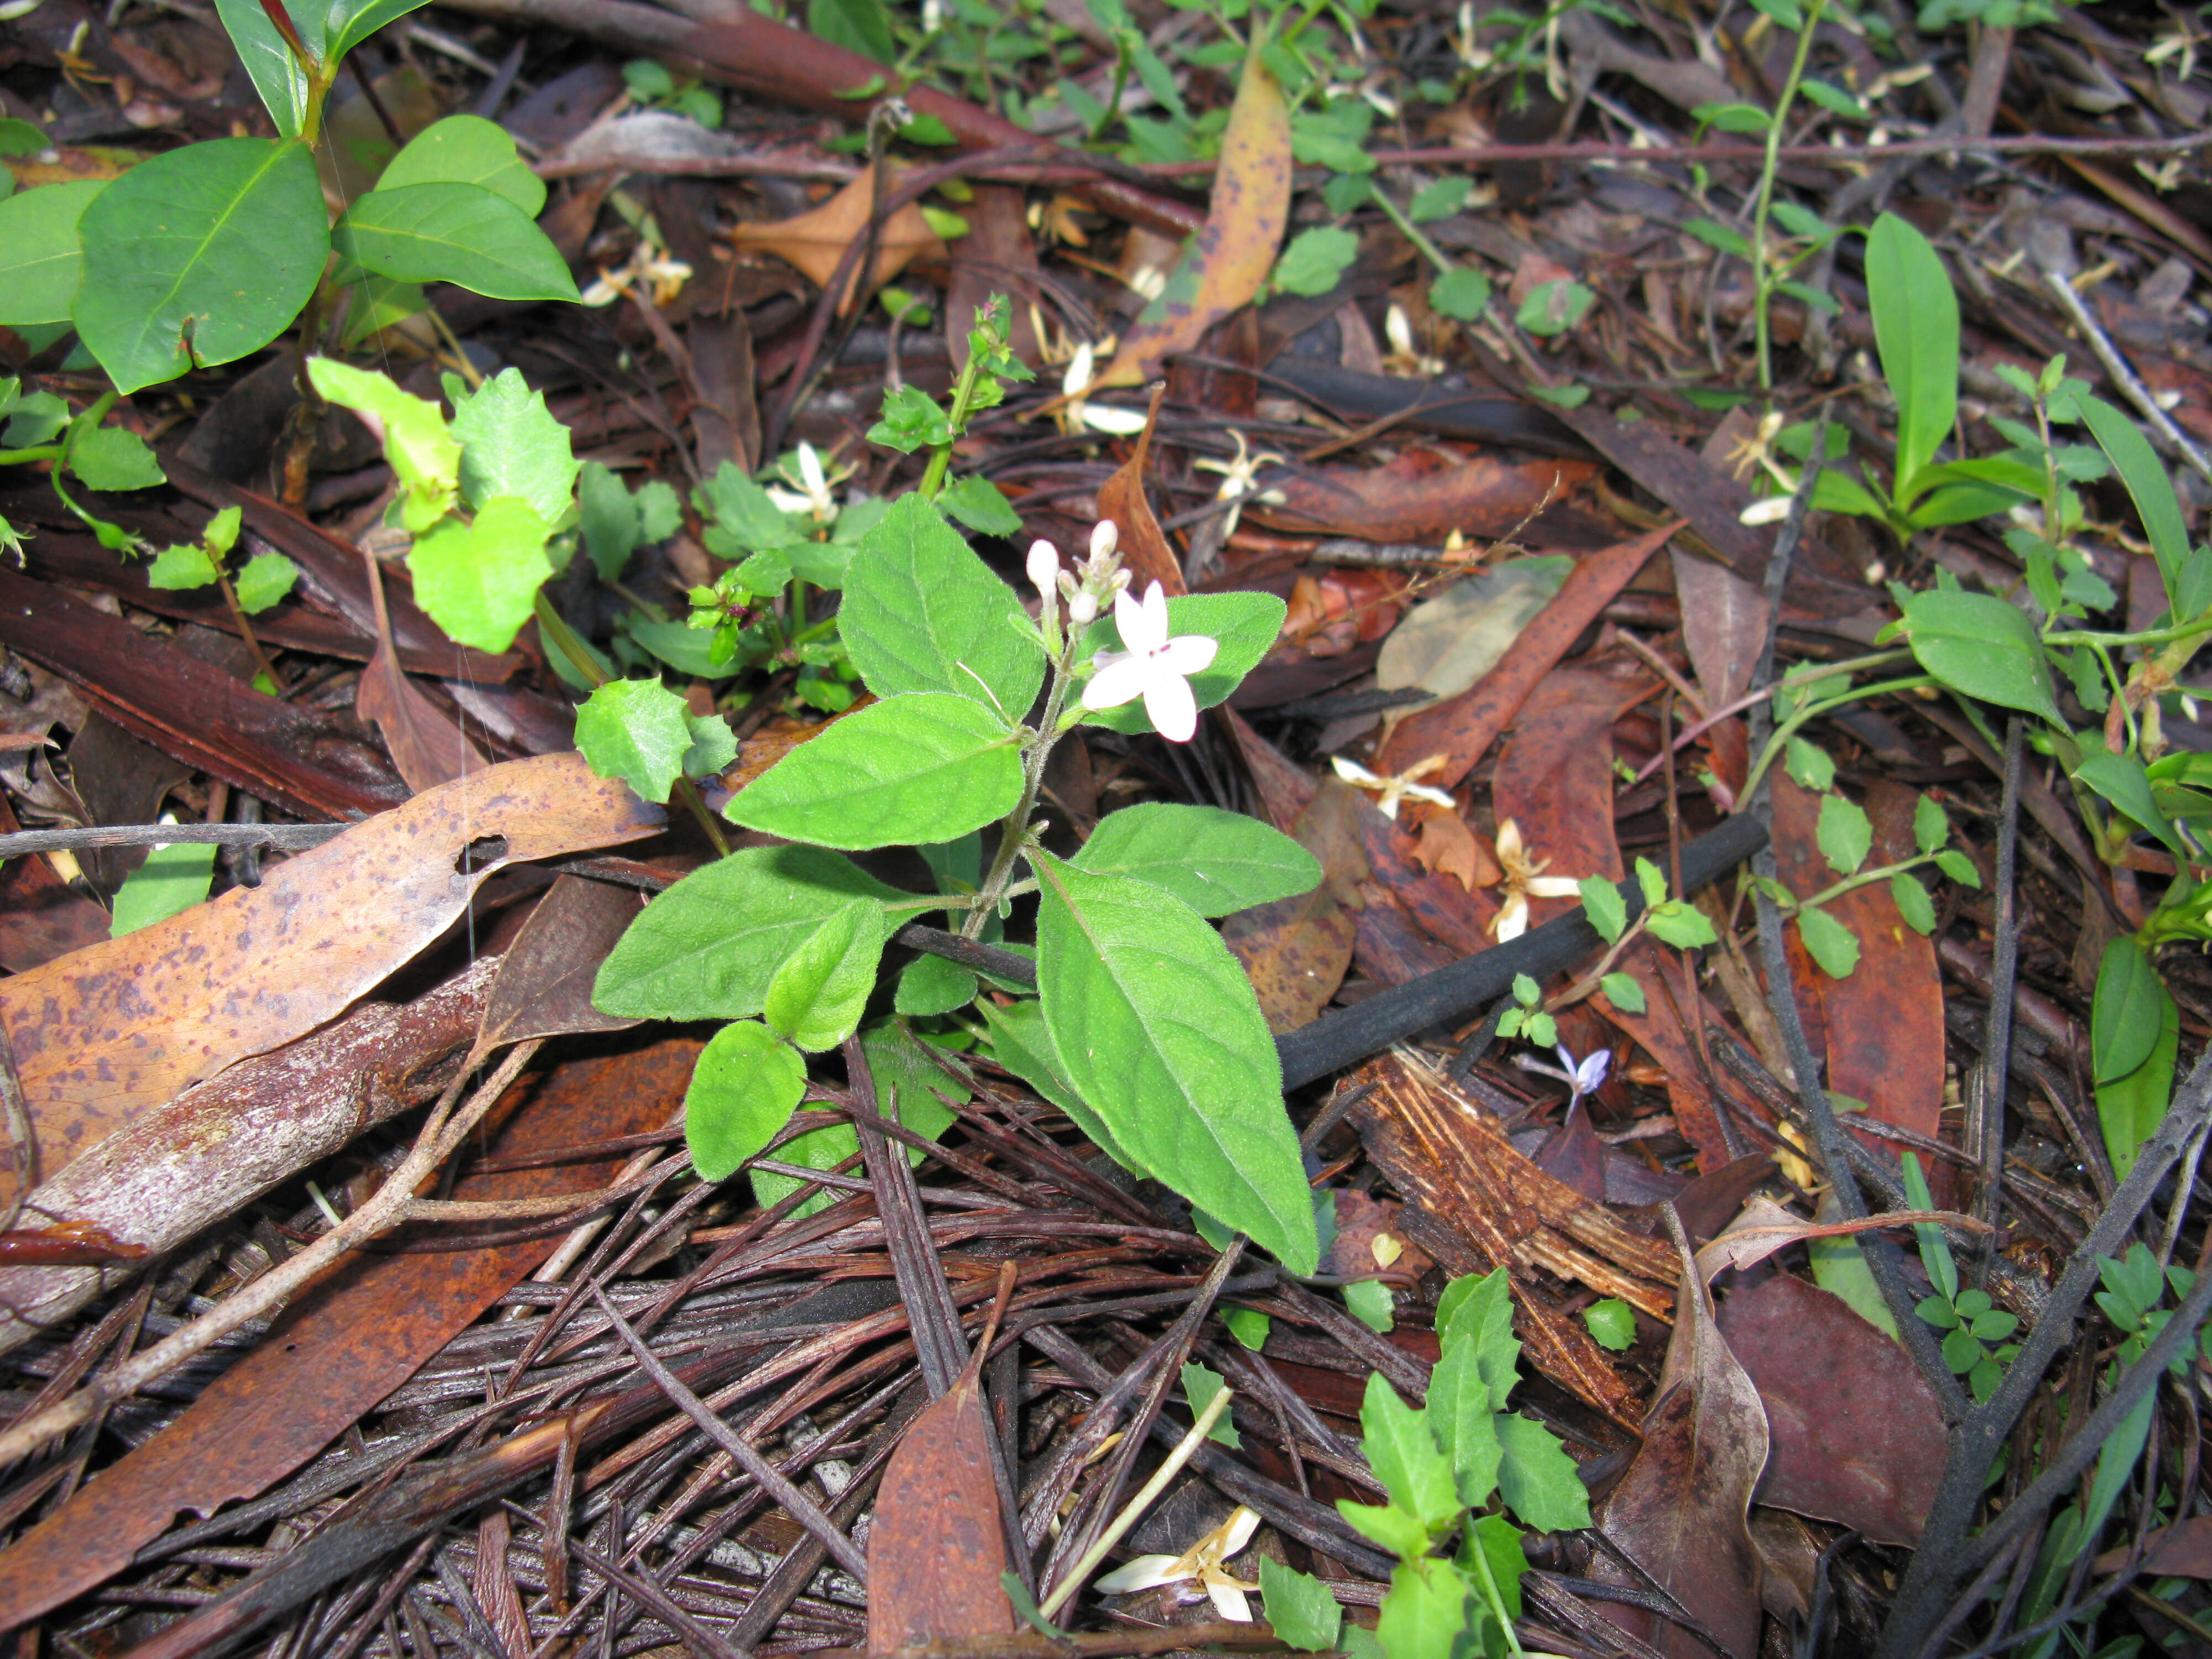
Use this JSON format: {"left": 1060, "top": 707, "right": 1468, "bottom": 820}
{"left": 1358, "top": 1373, "right": 1459, "bottom": 1531}
{"left": 1897, "top": 589, "right": 2060, "bottom": 724}
{"left": 233, "top": 552, "right": 298, "bottom": 614}
{"left": 764, "top": 898, "right": 888, "bottom": 1051}
{"left": 574, "top": 676, "right": 693, "bottom": 804}
{"left": 109, "top": 839, "right": 218, "bottom": 936}
{"left": 405, "top": 493, "right": 552, "bottom": 653}
{"left": 1796, "top": 904, "right": 1861, "bottom": 978}
{"left": 1071, "top": 802, "right": 1320, "bottom": 917}
{"left": 1259, "top": 1559, "right": 1342, "bottom": 1652}
{"left": 376, "top": 114, "right": 545, "bottom": 215}
{"left": 1816, "top": 791, "right": 1873, "bottom": 875}
{"left": 0, "top": 180, "right": 106, "bottom": 326}
{"left": 684, "top": 1019, "right": 806, "bottom": 1180}
{"left": 334, "top": 181, "right": 580, "bottom": 303}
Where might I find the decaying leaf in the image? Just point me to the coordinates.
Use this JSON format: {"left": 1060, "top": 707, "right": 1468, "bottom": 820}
{"left": 1693, "top": 1194, "right": 1989, "bottom": 1282}
{"left": 1376, "top": 557, "right": 1573, "bottom": 708}
{"left": 475, "top": 874, "right": 647, "bottom": 1056}
{"left": 731, "top": 167, "right": 948, "bottom": 314}
{"left": 356, "top": 549, "right": 483, "bottom": 794}
{"left": 1095, "top": 38, "right": 1289, "bottom": 388}
{"left": 1251, "top": 448, "right": 1594, "bottom": 546}
{"left": 0, "top": 753, "right": 662, "bottom": 1172}
{"left": 1223, "top": 778, "right": 1368, "bottom": 1031}
{"left": 1095, "top": 389, "right": 1182, "bottom": 596}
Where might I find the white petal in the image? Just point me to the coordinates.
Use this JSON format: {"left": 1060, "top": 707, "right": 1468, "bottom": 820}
{"left": 1116, "top": 582, "right": 1167, "bottom": 657}
{"left": 1083, "top": 653, "right": 1151, "bottom": 711}
{"left": 1156, "top": 633, "right": 1218, "bottom": 677}
{"left": 1740, "top": 494, "right": 1793, "bottom": 526}
{"left": 1406, "top": 782, "right": 1459, "bottom": 809}
{"left": 1083, "top": 403, "right": 1151, "bottom": 436}
{"left": 1027, "top": 539, "right": 1061, "bottom": 594}
{"left": 1096, "top": 1556, "right": 1182, "bottom": 1593}
{"left": 1206, "top": 1582, "right": 1254, "bottom": 1623}
{"left": 1220, "top": 1507, "right": 1261, "bottom": 1556}
{"left": 1494, "top": 894, "right": 1529, "bottom": 941}
{"left": 1142, "top": 670, "right": 1200, "bottom": 742}
{"left": 1577, "top": 1049, "right": 1613, "bottom": 1094}
{"left": 798, "top": 444, "right": 826, "bottom": 493}
{"left": 1526, "top": 876, "right": 1584, "bottom": 898}
{"left": 1065, "top": 343, "right": 1095, "bottom": 400}
{"left": 764, "top": 487, "right": 812, "bottom": 514}
{"left": 1332, "top": 756, "right": 1384, "bottom": 787}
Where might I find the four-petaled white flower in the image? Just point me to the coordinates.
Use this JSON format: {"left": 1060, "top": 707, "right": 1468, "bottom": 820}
{"left": 1193, "top": 432, "right": 1288, "bottom": 542}
{"left": 1331, "top": 753, "right": 1458, "bottom": 820}
{"left": 1083, "top": 580, "right": 1218, "bottom": 743}
{"left": 1490, "top": 817, "right": 1583, "bottom": 942}
{"left": 1094, "top": 1505, "right": 1262, "bottom": 1621}
{"left": 764, "top": 442, "right": 847, "bottom": 524}
{"left": 1060, "top": 341, "right": 1150, "bottom": 437}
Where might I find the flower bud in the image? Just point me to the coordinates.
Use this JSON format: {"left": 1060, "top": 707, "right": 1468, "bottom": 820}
{"left": 1068, "top": 589, "right": 1099, "bottom": 626}
{"left": 1089, "top": 518, "right": 1119, "bottom": 566}
{"left": 1026, "top": 539, "right": 1060, "bottom": 596}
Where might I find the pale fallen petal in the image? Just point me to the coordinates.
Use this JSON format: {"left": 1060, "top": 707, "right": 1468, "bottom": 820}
{"left": 1332, "top": 756, "right": 1385, "bottom": 788}
{"left": 1404, "top": 782, "right": 1458, "bottom": 809}
{"left": 1219, "top": 1506, "right": 1262, "bottom": 1557}
{"left": 1206, "top": 1580, "right": 1254, "bottom": 1623}
{"left": 1493, "top": 894, "right": 1530, "bottom": 941}
{"left": 1526, "top": 875, "right": 1585, "bottom": 898}
{"left": 1143, "top": 670, "right": 1201, "bottom": 742}
{"left": 1096, "top": 1556, "right": 1183, "bottom": 1594}
{"left": 1083, "top": 403, "right": 1152, "bottom": 436}
{"left": 1084, "top": 653, "right": 1151, "bottom": 711}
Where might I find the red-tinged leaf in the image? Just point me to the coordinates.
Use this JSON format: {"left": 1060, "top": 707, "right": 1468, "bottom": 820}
{"left": 868, "top": 1350, "right": 1015, "bottom": 1650}
{"left": 1717, "top": 1274, "right": 1947, "bottom": 1546}
{"left": 2093, "top": 1517, "right": 2212, "bottom": 1579}
{"left": 1095, "top": 388, "right": 1181, "bottom": 597}
{"left": 356, "top": 551, "right": 484, "bottom": 794}
{"left": 1251, "top": 446, "right": 1595, "bottom": 545}
{"left": 1592, "top": 1213, "right": 1768, "bottom": 1659}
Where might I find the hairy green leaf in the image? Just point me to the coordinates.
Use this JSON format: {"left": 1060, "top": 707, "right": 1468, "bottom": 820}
{"left": 1071, "top": 802, "right": 1320, "bottom": 917}
{"left": 764, "top": 898, "right": 887, "bottom": 1051}
{"left": 684, "top": 1020, "right": 806, "bottom": 1181}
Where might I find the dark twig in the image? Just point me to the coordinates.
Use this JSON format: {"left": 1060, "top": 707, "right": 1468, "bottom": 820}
{"left": 0, "top": 822, "right": 346, "bottom": 857}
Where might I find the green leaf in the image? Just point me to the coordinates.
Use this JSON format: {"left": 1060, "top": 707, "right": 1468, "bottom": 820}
{"left": 233, "top": 552, "right": 298, "bottom": 614}
{"left": 406, "top": 494, "right": 553, "bottom": 653}
{"left": 2075, "top": 745, "right": 2192, "bottom": 863}
{"left": 685, "top": 711, "right": 737, "bottom": 778}
{"left": 1577, "top": 875, "right": 1626, "bottom": 944}
{"left": 1914, "top": 792, "right": 1949, "bottom": 855}
{"left": 1078, "top": 591, "right": 1287, "bottom": 733}
{"left": 752, "top": 1120, "right": 858, "bottom": 1219}
{"left": 727, "top": 693, "right": 1024, "bottom": 851}
{"left": 1816, "top": 791, "right": 1873, "bottom": 876}
{"left": 1935, "top": 848, "right": 1980, "bottom": 887}
{"left": 1515, "top": 279, "right": 1594, "bottom": 337}
{"left": 860, "top": 1021, "right": 968, "bottom": 1145}
{"left": 1358, "top": 1373, "right": 1458, "bottom": 1531}
{"left": 0, "top": 180, "right": 106, "bottom": 326}
{"left": 1634, "top": 858, "right": 1668, "bottom": 909}
{"left": 327, "top": 0, "right": 438, "bottom": 61}
{"left": 940, "top": 474, "right": 1024, "bottom": 536}
{"left": 450, "top": 367, "right": 578, "bottom": 526}
{"left": 1181, "top": 1362, "right": 1243, "bottom": 1446}
{"left": 977, "top": 995, "right": 1138, "bottom": 1170}
{"left": 683, "top": 1020, "right": 807, "bottom": 1180}
{"left": 376, "top": 114, "right": 545, "bottom": 216}
{"left": 211, "top": 0, "right": 312, "bottom": 136}
{"left": 868, "top": 383, "right": 952, "bottom": 453}
{"left": 1376, "top": 1559, "right": 1475, "bottom": 1657}
{"left": 1428, "top": 266, "right": 1491, "bottom": 322}
{"left": 1273, "top": 225, "right": 1360, "bottom": 297}
{"left": 1599, "top": 972, "right": 1645, "bottom": 1013}
{"left": 593, "top": 844, "right": 901, "bottom": 1020}
{"left": 1896, "top": 589, "right": 2060, "bottom": 724}
{"left": 1225, "top": 1307, "right": 1271, "bottom": 1349}
{"left": 574, "top": 677, "right": 693, "bottom": 804}
{"left": 147, "top": 543, "right": 220, "bottom": 589}
{"left": 896, "top": 953, "right": 977, "bottom": 1017}
{"left": 67, "top": 425, "right": 166, "bottom": 491}
{"left": 1427, "top": 1340, "right": 1504, "bottom": 1507}
{"left": 109, "top": 839, "right": 218, "bottom": 936}
{"left": 1796, "top": 905, "right": 1861, "bottom": 978}
{"left": 1683, "top": 217, "right": 1752, "bottom": 258}
{"left": 201, "top": 507, "right": 243, "bottom": 559}
{"left": 75, "top": 138, "right": 325, "bottom": 395}
{"left": 1071, "top": 802, "right": 1319, "bottom": 917}
{"left": 2080, "top": 395, "right": 2191, "bottom": 610}
{"left": 637, "top": 479, "right": 683, "bottom": 542}
{"left": 1866, "top": 212, "right": 1958, "bottom": 492}
{"left": 1259, "top": 1559, "right": 1342, "bottom": 1652}
{"left": 839, "top": 494, "right": 1044, "bottom": 718}
{"left": 764, "top": 898, "right": 888, "bottom": 1051}
{"left": 628, "top": 616, "right": 728, "bottom": 679}
{"left": 1891, "top": 872, "right": 1937, "bottom": 935}
{"left": 1495, "top": 1412, "right": 1590, "bottom": 1531}
{"left": 1410, "top": 175, "right": 1473, "bottom": 222}
{"left": 1337, "top": 1501, "right": 1436, "bottom": 1563}
{"left": 1785, "top": 737, "right": 1836, "bottom": 792}
{"left": 810, "top": 0, "right": 895, "bottom": 60}
{"left": 334, "top": 182, "right": 580, "bottom": 302}
{"left": 305, "top": 357, "right": 460, "bottom": 532}
{"left": 1583, "top": 1298, "right": 1635, "bottom": 1350}
{"left": 1645, "top": 901, "right": 1718, "bottom": 951}
{"left": 1031, "top": 851, "right": 1317, "bottom": 1274}
{"left": 2093, "top": 936, "right": 2169, "bottom": 1086}
{"left": 578, "top": 461, "right": 640, "bottom": 582}
{"left": 1344, "top": 1279, "right": 1395, "bottom": 1333}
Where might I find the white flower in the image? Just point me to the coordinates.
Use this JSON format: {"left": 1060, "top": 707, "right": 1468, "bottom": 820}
{"left": 579, "top": 240, "right": 692, "bottom": 309}
{"left": 1068, "top": 589, "right": 1099, "bottom": 625}
{"left": 1490, "top": 818, "right": 1584, "bottom": 942}
{"left": 1193, "top": 432, "right": 1288, "bottom": 543}
{"left": 764, "top": 442, "right": 844, "bottom": 523}
{"left": 1026, "top": 539, "right": 1061, "bottom": 596}
{"left": 1083, "top": 581, "right": 1218, "bottom": 743}
{"left": 1094, "top": 1505, "right": 1261, "bottom": 1621}
{"left": 1332, "top": 754, "right": 1457, "bottom": 820}
{"left": 1060, "top": 342, "right": 1150, "bottom": 437}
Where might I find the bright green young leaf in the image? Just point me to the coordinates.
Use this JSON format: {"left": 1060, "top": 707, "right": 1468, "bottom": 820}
{"left": 0, "top": 180, "right": 106, "bottom": 326}
{"left": 1934, "top": 848, "right": 1980, "bottom": 887}
{"left": 1031, "top": 851, "right": 1317, "bottom": 1274}
{"left": 75, "top": 138, "right": 326, "bottom": 395}
{"left": 1429, "top": 266, "right": 1491, "bottom": 321}
{"left": 1336, "top": 1500, "right": 1436, "bottom": 1563}
{"left": 697, "top": 461, "right": 794, "bottom": 555}
{"left": 1495, "top": 1412, "right": 1591, "bottom": 1531}
{"left": 594, "top": 844, "right": 902, "bottom": 1020}
{"left": 377, "top": 114, "right": 545, "bottom": 215}
{"left": 2079, "top": 395, "right": 2190, "bottom": 607}
{"left": 1077, "top": 591, "right": 1287, "bottom": 734}
{"left": 574, "top": 676, "right": 693, "bottom": 804}
{"left": 573, "top": 465, "right": 640, "bottom": 580}
{"left": 1516, "top": 279, "right": 1594, "bottom": 337}
{"left": 306, "top": 357, "right": 461, "bottom": 532}
{"left": 1225, "top": 1307, "right": 1271, "bottom": 1350}
{"left": 637, "top": 478, "right": 683, "bottom": 542}
{"left": 895, "top": 953, "right": 977, "bottom": 1017}
{"left": 1785, "top": 737, "right": 1836, "bottom": 792}
{"left": 1410, "top": 175, "right": 1473, "bottom": 222}
{"left": 1896, "top": 589, "right": 2061, "bottom": 724}
{"left": 1181, "top": 1361, "right": 1243, "bottom": 1447}
{"left": 1796, "top": 905, "right": 1861, "bottom": 978}
{"left": 1358, "top": 1373, "right": 1459, "bottom": 1531}
{"left": 939, "top": 474, "right": 1024, "bottom": 536}
{"left": 868, "top": 383, "right": 952, "bottom": 453}
{"left": 450, "top": 367, "right": 578, "bottom": 526}
{"left": 109, "top": 839, "right": 219, "bottom": 936}
{"left": 838, "top": 494, "right": 1043, "bottom": 718}
{"left": 406, "top": 493, "right": 552, "bottom": 653}
{"left": 1645, "top": 901, "right": 1718, "bottom": 951}
{"left": 67, "top": 425, "right": 166, "bottom": 491}
{"left": 1583, "top": 1298, "right": 1635, "bottom": 1351}
{"left": 1376, "top": 1559, "right": 1475, "bottom": 1657}
{"left": 1866, "top": 212, "right": 1958, "bottom": 492}
{"left": 1460, "top": 1513, "right": 1529, "bottom": 1623}
{"left": 1634, "top": 858, "right": 1668, "bottom": 909}
{"left": 810, "top": 0, "right": 895, "bottom": 60}
{"left": 233, "top": 552, "right": 298, "bottom": 613}
{"left": 1259, "top": 1559, "right": 1342, "bottom": 1652}
{"left": 685, "top": 711, "right": 737, "bottom": 778}
{"left": 1600, "top": 972, "right": 1645, "bottom": 1013}
{"left": 2098, "top": 972, "right": 2177, "bottom": 1183}
{"left": 1578, "top": 875, "right": 1626, "bottom": 944}
{"left": 1914, "top": 792, "right": 1949, "bottom": 855}
{"left": 751, "top": 1120, "right": 858, "bottom": 1220}
{"left": 727, "top": 692, "right": 1024, "bottom": 851}
{"left": 1071, "top": 802, "right": 1319, "bottom": 917}
{"left": 683, "top": 1019, "right": 807, "bottom": 1181}
{"left": 1817, "top": 791, "right": 1873, "bottom": 876}
{"left": 1344, "top": 1279, "right": 1395, "bottom": 1333}
{"left": 1273, "top": 225, "right": 1360, "bottom": 297}
{"left": 1426, "top": 1342, "right": 1504, "bottom": 1508}
{"left": 764, "top": 898, "right": 888, "bottom": 1051}
{"left": 2093, "top": 935, "right": 2169, "bottom": 1086}
{"left": 1437, "top": 1267, "right": 1520, "bottom": 1410}
{"left": 147, "top": 543, "right": 220, "bottom": 589}
{"left": 976, "top": 995, "right": 1138, "bottom": 1170}
{"left": 1891, "top": 872, "right": 1937, "bottom": 935}
{"left": 334, "top": 182, "right": 580, "bottom": 302}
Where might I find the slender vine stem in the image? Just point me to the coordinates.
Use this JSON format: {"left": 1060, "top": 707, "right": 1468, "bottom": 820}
{"left": 1751, "top": 0, "right": 1829, "bottom": 391}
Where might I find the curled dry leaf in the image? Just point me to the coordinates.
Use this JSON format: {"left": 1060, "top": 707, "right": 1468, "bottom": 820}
{"left": 1095, "top": 388, "right": 1182, "bottom": 597}
{"left": 1250, "top": 448, "right": 1594, "bottom": 545}
{"left": 0, "top": 752, "right": 663, "bottom": 1174}
{"left": 1693, "top": 1194, "right": 1990, "bottom": 1283}
{"left": 731, "top": 166, "right": 948, "bottom": 314}
{"left": 357, "top": 549, "right": 483, "bottom": 794}
{"left": 1223, "top": 777, "right": 1367, "bottom": 1032}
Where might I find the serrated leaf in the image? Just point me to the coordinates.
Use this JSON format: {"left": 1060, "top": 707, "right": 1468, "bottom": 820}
{"left": 1427, "top": 1343, "right": 1504, "bottom": 1507}
{"left": 1344, "top": 1279, "right": 1395, "bottom": 1333}
{"left": 1259, "top": 1559, "right": 1342, "bottom": 1652}
{"left": 1358, "top": 1373, "right": 1458, "bottom": 1530}
{"left": 334, "top": 181, "right": 580, "bottom": 302}
{"left": 406, "top": 494, "right": 552, "bottom": 653}
{"left": 233, "top": 552, "right": 298, "bottom": 613}
{"left": 1335, "top": 1500, "right": 1435, "bottom": 1562}
{"left": 1494, "top": 1411, "right": 1591, "bottom": 1531}
{"left": 1816, "top": 791, "right": 1873, "bottom": 875}
{"left": 764, "top": 898, "right": 886, "bottom": 1051}
{"left": 67, "top": 425, "right": 166, "bottom": 491}
{"left": 698, "top": 460, "right": 795, "bottom": 554}
{"left": 75, "top": 138, "right": 326, "bottom": 394}
{"left": 1934, "top": 848, "right": 1979, "bottom": 886}
{"left": 1031, "top": 851, "right": 1316, "bottom": 1274}
{"left": 450, "top": 367, "right": 578, "bottom": 526}
{"left": 727, "top": 693, "right": 1024, "bottom": 850}
{"left": 1891, "top": 872, "right": 1937, "bottom": 934}
{"left": 1375, "top": 1558, "right": 1475, "bottom": 1657}
{"left": 1272, "top": 225, "right": 1359, "bottom": 297}
{"left": 684, "top": 711, "right": 737, "bottom": 778}
{"left": 1645, "top": 901, "right": 1718, "bottom": 951}
{"left": 593, "top": 844, "right": 902, "bottom": 1020}
{"left": 684, "top": 1020, "right": 806, "bottom": 1180}
{"left": 1181, "top": 1361, "right": 1243, "bottom": 1446}
{"left": 1600, "top": 972, "right": 1646, "bottom": 1013}
{"left": 1634, "top": 857, "right": 1668, "bottom": 909}
{"left": 1785, "top": 737, "right": 1836, "bottom": 792}
{"left": 1796, "top": 904, "right": 1861, "bottom": 978}
{"left": 1578, "top": 875, "right": 1626, "bottom": 943}
{"left": 574, "top": 677, "right": 693, "bottom": 804}
{"left": 147, "top": 543, "right": 220, "bottom": 589}
{"left": 1076, "top": 590, "right": 1286, "bottom": 734}
{"left": 838, "top": 493, "right": 1044, "bottom": 717}
{"left": 1071, "top": 802, "right": 1319, "bottom": 916}
{"left": 1913, "top": 792, "right": 1949, "bottom": 855}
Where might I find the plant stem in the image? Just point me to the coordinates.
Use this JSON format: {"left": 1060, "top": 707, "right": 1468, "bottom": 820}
{"left": 1750, "top": 0, "right": 1828, "bottom": 392}
{"left": 1739, "top": 673, "right": 1937, "bottom": 802}
{"left": 1784, "top": 852, "right": 1942, "bottom": 914}
{"left": 918, "top": 337, "right": 996, "bottom": 500}
{"left": 965, "top": 647, "right": 1079, "bottom": 938}
{"left": 213, "top": 565, "right": 286, "bottom": 691}
{"left": 1370, "top": 186, "right": 1455, "bottom": 279}
{"left": 533, "top": 591, "right": 731, "bottom": 856}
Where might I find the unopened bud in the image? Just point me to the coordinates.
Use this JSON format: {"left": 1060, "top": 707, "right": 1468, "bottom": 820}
{"left": 1089, "top": 518, "right": 1119, "bottom": 565}
{"left": 1026, "top": 538, "right": 1060, "bottom": 596}
{"left": 1068, "top": 589, "right": 1099, "bottom": 625}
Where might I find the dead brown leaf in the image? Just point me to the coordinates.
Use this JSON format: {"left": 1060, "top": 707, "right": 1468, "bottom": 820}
{"left": 1223, "top": 778, "right": 1367, "bottom": 1032}
{"left": 356, "top": 549, "right": 483, "bottom": 794}
{"left": 731, "top": 167, "right": 947, "bottom": 314}
{"left": 1251, "top": 446, "right": 1594, "bottom": 545}
{"left": 1693, "top": 1194, "right": 1989, "bottom": 1281}
{"left": 1096, "top": 390, "right": 1182, "bottom": 596}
